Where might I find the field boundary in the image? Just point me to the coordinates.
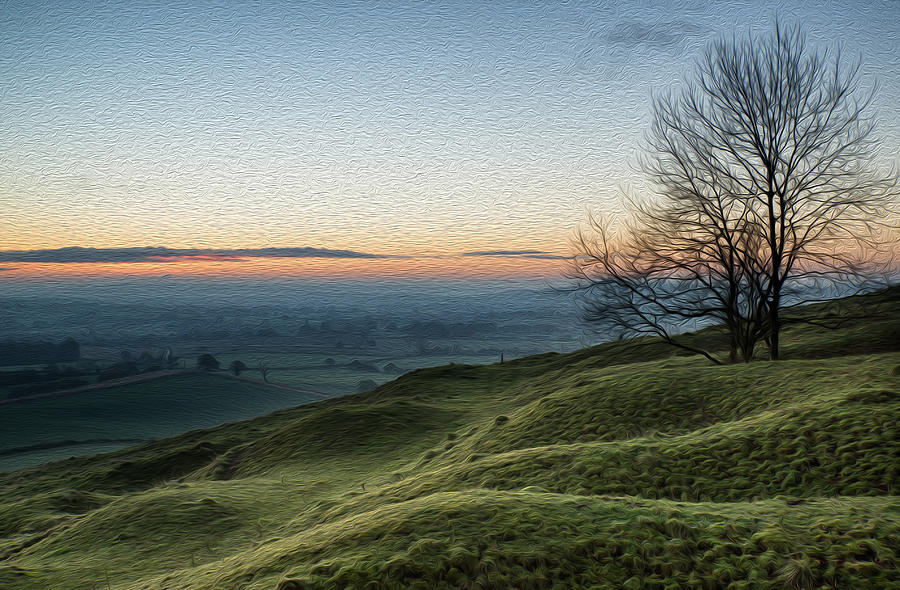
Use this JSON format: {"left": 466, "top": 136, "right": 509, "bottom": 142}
{"left": 0, "top": 438, "right": 149, "bottom": 458}
{"left": 0, "top": 369, "right": 330, "bottom": 406}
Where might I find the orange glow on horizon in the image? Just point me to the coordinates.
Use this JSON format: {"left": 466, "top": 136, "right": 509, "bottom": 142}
{"left": 0, "top": 255, "right": 567, "bottom": 281}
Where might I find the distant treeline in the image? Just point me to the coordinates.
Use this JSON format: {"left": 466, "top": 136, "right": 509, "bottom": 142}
{"left": 401, "top": 321, "right": 498, "bottom": 338}
{"left": 0, "top": 338, "right": 80, "bottom": 367}
{"left": 0, "top": 364, "right": 92, "bottom": 400}
{"left": 0, "top": 347, "right": 180, "bottom": 401}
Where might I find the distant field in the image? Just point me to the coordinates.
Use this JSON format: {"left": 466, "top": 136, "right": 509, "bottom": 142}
{"left": 217, "top": 352, "right": 514, "bottom": 395}
{"left": 0, "top": 373, "right": 322, "bottom": 472}
{"left": 116, "top": 335, "right": 572, "bottom": 395}
{"left": 0, "top": 334, "right": 573, "bottom": 470}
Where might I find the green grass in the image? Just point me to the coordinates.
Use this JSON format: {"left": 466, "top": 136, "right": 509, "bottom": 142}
{"left": 0, "top": 287, "right": 897, "bottom": 589}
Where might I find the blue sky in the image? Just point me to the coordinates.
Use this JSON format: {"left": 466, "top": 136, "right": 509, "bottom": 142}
{"left": 0, "top": 0, "right": 897, "bottom": 269}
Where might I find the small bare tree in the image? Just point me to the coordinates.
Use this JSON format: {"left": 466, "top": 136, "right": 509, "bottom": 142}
{"left": 572, "top": 22, "right": 898, "bottom": 362}
{"left": 257, "top": 360, "right": 271, "bottom": 383}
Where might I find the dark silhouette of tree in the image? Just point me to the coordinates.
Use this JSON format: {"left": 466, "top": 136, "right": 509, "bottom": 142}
{"left": 571, "top": 23, "right": 897, "bottom": 362}
{"left": 229, "top": 360, "right": 247, "bottom": 376}
{"left": 98, "top": 361, "right": 139, "bottom": 382}
{"left": 197, "top": 354, "right": 220, "bottom": 371}
{"left": 257, "top": 360, "right": 271, "bottom": 383}
{"left": 0, "top": 338, "right": 81, "bottom": 367}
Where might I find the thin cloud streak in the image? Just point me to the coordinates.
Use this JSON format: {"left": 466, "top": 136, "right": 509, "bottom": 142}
{"left": 0, "top": 246, "right": 393, "bottom": 264}
{"left": 462, "top": 250, "right": 570, "bottom": 260}
{"left": 605, "top": 20, "right": 706, "bottom": 50}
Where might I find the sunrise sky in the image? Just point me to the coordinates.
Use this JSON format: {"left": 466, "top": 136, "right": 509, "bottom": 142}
{"left": 1, "top": 0, "right": 898, "bottom": 278}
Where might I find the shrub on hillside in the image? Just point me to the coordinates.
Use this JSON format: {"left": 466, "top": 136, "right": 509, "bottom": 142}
{"left": 97, "top": 361, "right": 140, "bottom": 382}
{"left": 229, "top": 360, "right": 247, "bottom": 376}
{"left": 197, "top": 354, "right": 220, "bottom": 371}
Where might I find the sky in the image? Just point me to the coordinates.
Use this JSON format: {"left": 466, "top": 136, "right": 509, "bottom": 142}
{"left": 1, "top": 0, "right": 898, "bottom": 279}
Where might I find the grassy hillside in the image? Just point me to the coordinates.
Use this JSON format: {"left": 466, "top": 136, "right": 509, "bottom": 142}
{"left": 0, "top": 288, "right": 897, "bottom": 589}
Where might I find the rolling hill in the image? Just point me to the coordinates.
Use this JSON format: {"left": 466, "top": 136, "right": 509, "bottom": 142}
{"left": 0, "top": 288, "right": 897, "bottom": 589}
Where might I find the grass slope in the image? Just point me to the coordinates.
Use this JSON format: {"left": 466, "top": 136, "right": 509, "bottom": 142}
{"left": 0, "top": 288, "right": 898, "bottom": 589}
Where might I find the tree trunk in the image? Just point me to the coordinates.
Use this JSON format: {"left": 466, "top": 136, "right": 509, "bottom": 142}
{"left": 769, "top": 294, "right": 781, "bottom": 360}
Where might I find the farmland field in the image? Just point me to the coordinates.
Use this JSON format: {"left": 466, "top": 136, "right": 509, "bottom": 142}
{"left": 0, "top": 373, "right": 322, "bottom": 472}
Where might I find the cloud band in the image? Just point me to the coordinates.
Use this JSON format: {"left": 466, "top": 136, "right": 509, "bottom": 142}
{"left": 0, "top": 246, "right": 388, "bottom": 263}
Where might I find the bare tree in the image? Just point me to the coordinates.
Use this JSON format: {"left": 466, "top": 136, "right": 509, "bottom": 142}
{"left": 572, "top": 23, "right": 898, "bottom": 362}
{"left": 257, "top": 360, "right": 271, "bottom": 383}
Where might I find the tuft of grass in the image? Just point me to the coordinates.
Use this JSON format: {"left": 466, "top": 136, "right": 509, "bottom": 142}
{"left": 777, "top": 557, "right": 817, "bottom": 589}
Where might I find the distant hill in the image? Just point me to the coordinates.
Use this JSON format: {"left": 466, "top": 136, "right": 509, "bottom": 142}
{"left": 0, "top": 287, "right": 897, "bottom": 589}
